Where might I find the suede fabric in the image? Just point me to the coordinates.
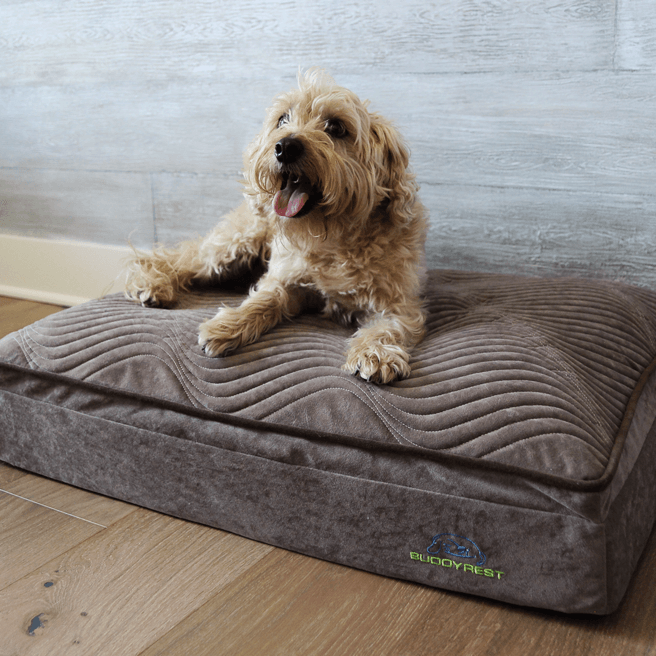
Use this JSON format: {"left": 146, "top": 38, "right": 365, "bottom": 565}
{"left": 2, "top": 269, "right": 656, "bottom": 613}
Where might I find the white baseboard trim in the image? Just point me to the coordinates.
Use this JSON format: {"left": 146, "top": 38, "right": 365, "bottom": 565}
{"left": 0, "top": 233, "right": 136, "bottom": 306}
{"left": 0, "top": 283, "right": 94, "bottom": 308}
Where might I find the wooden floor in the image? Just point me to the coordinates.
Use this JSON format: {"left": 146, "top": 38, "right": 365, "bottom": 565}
{"left": 2, "top": 297, "right": 656, "bottom": 655}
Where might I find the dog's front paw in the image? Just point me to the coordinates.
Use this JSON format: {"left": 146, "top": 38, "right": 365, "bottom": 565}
{"left": 126, "top": 284, "right": 176, "bottom": 308}
{"left": 124, "top": 261, "right": 177, "bottom": 308}
{"left": 343, "top": 342, "right": 411, "bottom": 384}
{"left": 198, "top": 307, "right": 253, "bottom": 357}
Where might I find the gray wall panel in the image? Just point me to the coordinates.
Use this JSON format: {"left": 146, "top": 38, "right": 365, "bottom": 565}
{"left": 1, "top": 0, "right": 654, "bottom": 287}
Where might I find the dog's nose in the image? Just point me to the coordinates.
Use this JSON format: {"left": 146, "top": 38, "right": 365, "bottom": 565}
{"left": 275, "top": 137, "right": 305, "bottom": 164}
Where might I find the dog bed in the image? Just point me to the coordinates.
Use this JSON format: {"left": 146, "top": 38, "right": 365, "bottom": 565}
{"left": 2, "top": 269, "right": 656, "bottom": 614}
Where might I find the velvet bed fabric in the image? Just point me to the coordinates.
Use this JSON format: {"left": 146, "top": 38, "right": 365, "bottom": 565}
{"left": 2, "top": 269, "right": 656, "bottom": 614}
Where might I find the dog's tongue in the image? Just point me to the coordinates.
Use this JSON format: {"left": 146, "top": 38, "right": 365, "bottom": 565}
{"left": 274, "top": 176, "right": 311, "bottom": 217}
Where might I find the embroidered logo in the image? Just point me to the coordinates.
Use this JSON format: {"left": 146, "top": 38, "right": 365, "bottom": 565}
{"left": 427, "top": 533, "right": 486, "bottom": 567}
{"left": 410, "top": 532, "right": 504, "bottom": 580}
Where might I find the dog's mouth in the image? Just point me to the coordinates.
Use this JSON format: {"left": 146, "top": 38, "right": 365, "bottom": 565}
{"left": 273, "top": 172, "right": 319, "bottom": 218}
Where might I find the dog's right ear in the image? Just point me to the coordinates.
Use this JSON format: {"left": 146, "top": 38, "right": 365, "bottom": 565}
{"left": 370, "top": 116, "right": 417, "bottom": 227}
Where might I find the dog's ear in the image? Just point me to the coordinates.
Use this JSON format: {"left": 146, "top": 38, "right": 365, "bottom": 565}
{"left": 369, "top": 116, "right": 417, "bottom": 227}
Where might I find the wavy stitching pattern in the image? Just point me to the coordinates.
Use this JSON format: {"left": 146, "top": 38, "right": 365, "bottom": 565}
{"left": 5, "top": 270, "right": 656, "bottom": 481}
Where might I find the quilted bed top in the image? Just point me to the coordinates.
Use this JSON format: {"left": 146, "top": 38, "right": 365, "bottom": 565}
{"left": 2, "top": 270, "right": 656, "bottom": 483}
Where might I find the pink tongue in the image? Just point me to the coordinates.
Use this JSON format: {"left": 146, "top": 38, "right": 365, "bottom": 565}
{"left": 274, "top": 187, "right": 309, "bottom": 218}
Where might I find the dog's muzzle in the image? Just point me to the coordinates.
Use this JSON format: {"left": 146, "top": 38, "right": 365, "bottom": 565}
{"left": 275, "top": 136, "right": 304, "bottom": 165}
{"left": 273, "top": 136, "right": 317, "bottom": 218}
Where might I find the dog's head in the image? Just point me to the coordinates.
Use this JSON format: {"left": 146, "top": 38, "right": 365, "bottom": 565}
{"left": 243, "top": 70, "right": 417, "bottom": 235}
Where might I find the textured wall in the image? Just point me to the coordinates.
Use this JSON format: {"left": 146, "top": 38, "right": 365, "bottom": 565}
{"left": 1, "top": 1, "right": 655, "bottom": 286}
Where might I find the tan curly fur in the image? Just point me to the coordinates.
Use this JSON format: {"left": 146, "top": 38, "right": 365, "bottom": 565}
{"left": 124, "top": 70, "right": 428, "bottom": 383}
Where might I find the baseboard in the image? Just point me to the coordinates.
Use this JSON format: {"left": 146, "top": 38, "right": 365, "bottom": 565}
{"left": 0, "top": 233, "right": 136, "bottom": 306}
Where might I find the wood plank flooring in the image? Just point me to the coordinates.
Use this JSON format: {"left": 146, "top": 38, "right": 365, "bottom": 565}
{"left": 2, "top": 296, "right": 656, "bottom": 655}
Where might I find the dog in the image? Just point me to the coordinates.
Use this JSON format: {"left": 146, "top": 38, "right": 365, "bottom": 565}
{"left": 124, "top": 70, "right": 428, "bottom": 383}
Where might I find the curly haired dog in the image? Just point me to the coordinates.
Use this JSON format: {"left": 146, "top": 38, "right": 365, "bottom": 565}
{"left": 124, "top": 70, "right": 428, "bottom": 383}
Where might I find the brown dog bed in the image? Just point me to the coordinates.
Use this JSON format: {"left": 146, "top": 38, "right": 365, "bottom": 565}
{"left": 2, "top": 269, "right": 656, "bottom": 614}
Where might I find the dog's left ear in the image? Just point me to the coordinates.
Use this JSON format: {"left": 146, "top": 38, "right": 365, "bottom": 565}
{"left": 370, "top": 115, "right": 417, "bottom": 227}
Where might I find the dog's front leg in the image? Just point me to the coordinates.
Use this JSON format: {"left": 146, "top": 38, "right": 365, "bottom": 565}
{"left": 343, "top": 305, "right": 426, "bottom": 384}
{"left": 124, "top": 237, "right": 206, "bottom": 308}
{"left": 198, "top": 278, "right": 307, "bottom": 357}
{"left": 125, "top": 202, "right": 270, "bottom": 307}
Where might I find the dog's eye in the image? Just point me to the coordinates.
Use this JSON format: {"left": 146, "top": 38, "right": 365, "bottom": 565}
{"left": 278, "top": 113, "right": 290, "bottom": 128}
{"left": 325, "top": 118, "right": 347, "bottom": 139}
